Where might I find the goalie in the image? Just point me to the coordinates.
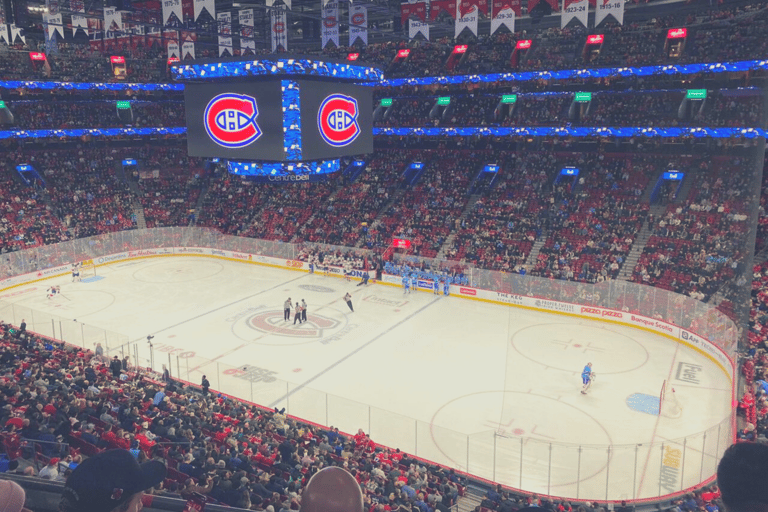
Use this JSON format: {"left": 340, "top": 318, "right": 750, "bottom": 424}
{"left": 581, "top": 363, "right": 596, "bottom": 394}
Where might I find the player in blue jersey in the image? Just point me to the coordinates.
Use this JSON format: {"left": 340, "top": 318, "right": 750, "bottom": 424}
{"left": 411, "top": 274, "right": 418, "bottom": 292}
{"left": 443, "top": 278, "right": 450, "bottom": 296}
{"left": 433, "top": 278, "right": 440, "bottom": 295}
{"left": 402, "top": 274, "right": 410, "bottom": 294}
{"left": 581, "top": 363, "right": 594, "bottom": 394}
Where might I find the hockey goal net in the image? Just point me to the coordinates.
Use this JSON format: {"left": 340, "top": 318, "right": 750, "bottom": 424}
{"left": 659, "top": 380, "right": 682, "bottom": 418}
{"left": 80, "top": 260, "right": 96, "bottom": 277}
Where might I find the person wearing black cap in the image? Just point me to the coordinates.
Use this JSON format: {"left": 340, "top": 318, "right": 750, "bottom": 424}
{"left": 59, "top": 449, "right": 166, "bottom": 512}
{"left": 109, "top": 356, "right": 122, "bottom": 379}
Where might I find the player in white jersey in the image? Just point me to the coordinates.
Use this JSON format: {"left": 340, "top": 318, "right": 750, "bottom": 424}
{"left": 344, "top": 260, "right": 352, "bottom": 281}
{"left": 71, "top": 263, "right": 80, "bottom": 282}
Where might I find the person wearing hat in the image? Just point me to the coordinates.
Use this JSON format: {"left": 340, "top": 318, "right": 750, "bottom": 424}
{"left": 60, "top": 449, "right": 166, "bottom": 512}
{"left": 0, "top": 480, "right": 31, "bottom": 512}
{"left": 39, "top": 457, "right": 62, "bottom": 481}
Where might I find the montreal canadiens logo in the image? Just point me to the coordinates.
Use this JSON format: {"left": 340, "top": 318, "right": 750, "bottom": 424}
{"left": 317, "top": 94, "right": 360, "bottom": 147}
{"left": 204, "top": 93, "right": 262, "bottom": 149}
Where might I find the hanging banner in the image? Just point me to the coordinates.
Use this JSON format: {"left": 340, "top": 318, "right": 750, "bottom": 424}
{"left": 182, "top": 39, "right": 195, "bottom": 58}
{"left": 10, "top": 23, "right": 25, "bottom": 44}
{"left": 409, "top": 18, "right": 429, "bottom": 40}
{"left": 104, "top": 7, "right": 123, "bottom": 38}
{"left": 490, "top": 6, "right": 514, "bottom": 34}
{"left": 270, "top": 8, "right": 287, "bottom": 51}
{"left": 268, "top": 0, "right": 292, "bottom": 9}
{"left": 87, "top": 17, "right": 102, "bottom": 47}
{"left": 429, "top": 0, "right": 456, "bottom": 20}
{"left": 492, "top": 0, "right": 520, "bottom": 16}
{"left": 349, "top": 3, "right": 367, "bottom": 46}
{"left": 595, "top": 0, "right": 623, "bottom": 25}
{"left": 561, "top": 0, "right": 587, "bottom": 27}
{"left": 217, "top": 11, "right": 232, "bottom": 56}
{"left": 71, "top": 15, "right": 88, "bottom": 35}
{"left": 239, "top": 8, "right": 255, "bottom": 53}
{"left": 162, "top": 0, "right": 183, "bottom": 26}
{"left": 458, "top": 0, "right": 487, "bottom": 17}
{"left": 321, "top": 1, "right": 339, "bottom": 48}
{"left": 167, "top": 41, "right": 180, "bottom": 58}
{"left": 0, "top": 24, "right": 8, "bottom": 45}
{"left": 193, "top": 0, "right": 214, "bottom": 21}
{"left": 454, "top": 0, "right": 476, "bottom": 37}
{"left": 401, "top": 2, "right": 426, "bottom": 24}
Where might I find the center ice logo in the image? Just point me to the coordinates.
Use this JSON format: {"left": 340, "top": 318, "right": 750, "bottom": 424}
{"left": 317, "top": 94, "right": 360, "bottom": 147}
{"left": 204, "top": 93, "right": 262, "bottom": 149}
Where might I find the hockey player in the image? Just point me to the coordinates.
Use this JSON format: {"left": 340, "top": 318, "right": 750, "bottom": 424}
{"left": 410, "top": 273, "right": 418, "bottom": 293}
{"left": 47, "top": 286, "right": 59, "bottom": 299}
{"left": 581, "top": 363, "right": 594, "bottom": 394}
{"left": 443, "top": 278, "right": 450, "bottom": 296}
{"left": 402, "top": 274, "right": 410, "bottom": 294}
{"left": 71, "top": 263, "right": 80, "bottom": 282}
{"left": 433, "top": 278, "right": 440, "bottom": 295}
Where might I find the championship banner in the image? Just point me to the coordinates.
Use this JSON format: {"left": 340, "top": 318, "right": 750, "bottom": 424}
{"left": 429, "top": 0, "right": 455, "bottom": 20}
{"left": 104, "top": 7, "right": 123, "bottom": 38}
{"left": 349, "top": 3, "right": 367, "bottom": 45}
{"left": 321, "top": 1, "right": 339, "bottom": 49}
{"left": 595, "top": 0, "right": 623, "bottom": 25}
{"left": 167, "top": 41, "right": 180, "bottom": 59}
{"left": 182, "top": 39, "right": 195, "bottom": 59}
{"left": 10, "top": 23, "right": 25, "bottom": 44}
{"left": 217, "top": 11, "right": 232, "bottom": 56}
{"left": 561, "top": 0, "right": 587, "bottom": 27}
{"left": 193, "top": 0, "right": 214, "bottom": 21}
{"left": 0, "top": 24, "right": 8, "bottom": 45}
{"left": 239, "top": 8, "right": 255, "bottom": 53}
{"left": 45, "top": 13, "right": 64, "bottom": 39}
{"left": 493, "top": 0, "right": 520, "bottom": 16}
{"left": 162, "top": 0, "right": 183, "bottom": 26}
{"left": 270, "top": 8, "right": 287, "bottom": 51}
{"left": 409, "top": 18, "right": 429, "bottom": 40}
{"left": 458, "top": 0, "right": 487, "bottom": 17}
{"left": 454, "top": 0, "right": 476, "bottom": 37}
{"left": 400, "top": 2, "right": 426, "bottom": 24}
{"left": 490, "top": 3, "right": 514, "bottom": 34}
{"left": 87, "top": 17, "right": 102, "bottom": 47}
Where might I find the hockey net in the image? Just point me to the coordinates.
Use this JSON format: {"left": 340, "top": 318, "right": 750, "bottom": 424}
{"left": 80, "top": 260, "right": 96, "bottom": 277}
{"left": 659, "top": 380, "right": 683, "bottom": 418}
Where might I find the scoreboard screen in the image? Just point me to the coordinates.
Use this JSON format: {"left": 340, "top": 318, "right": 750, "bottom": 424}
{"left": 184, "top": 79, "right": 373, "bottom": 162}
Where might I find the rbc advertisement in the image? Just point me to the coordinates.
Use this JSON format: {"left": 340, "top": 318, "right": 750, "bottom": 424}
{"left": 184, "top": 79, "right": 372, "bottom": 162}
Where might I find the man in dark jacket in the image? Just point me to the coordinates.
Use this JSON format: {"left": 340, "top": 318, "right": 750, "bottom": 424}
{"left": 109, "top": 356, "right": 122, "bottom": 378}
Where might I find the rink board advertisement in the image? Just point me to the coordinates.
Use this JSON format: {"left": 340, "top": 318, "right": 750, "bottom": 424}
{"left": 0, "top": 253, "right": 731, "bottom": 381}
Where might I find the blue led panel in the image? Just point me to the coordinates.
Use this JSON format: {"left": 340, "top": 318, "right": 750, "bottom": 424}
{"left": 172, "top": 58, "right": 383, "bottom": 82}
{"left": 373, "top": 126, "right": 767, "bottom": 139}
{"left": 282, "top": 80, "right": 302, "bottom": 161}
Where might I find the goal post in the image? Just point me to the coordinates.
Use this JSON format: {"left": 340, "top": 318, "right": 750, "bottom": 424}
{"left": 659, "top": 380, "right": 683, "bottom": 418}
{"left": 80, "top": 260, "right": 97, "bottom": 277}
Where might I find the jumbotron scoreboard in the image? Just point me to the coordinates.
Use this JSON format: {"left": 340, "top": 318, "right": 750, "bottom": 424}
{"left": 173, "top": 57, "right": 381, "bottom": 177}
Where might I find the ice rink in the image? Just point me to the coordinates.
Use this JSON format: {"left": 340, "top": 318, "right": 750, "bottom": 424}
{"left": 1, "top": 257, "right": 733, "bottom": 501}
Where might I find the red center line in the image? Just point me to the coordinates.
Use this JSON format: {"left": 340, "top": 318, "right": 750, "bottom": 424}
{"left": 635, "top": 342, "right": 681, "bottom": 496}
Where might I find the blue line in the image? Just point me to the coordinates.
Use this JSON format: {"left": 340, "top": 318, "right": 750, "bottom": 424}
{"left": 269, "top": 295, "right": 441, "bottom": 407}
